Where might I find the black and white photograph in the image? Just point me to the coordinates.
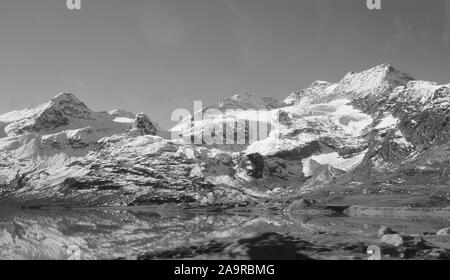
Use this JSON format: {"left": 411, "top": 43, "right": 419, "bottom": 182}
{"left": 1, "top": 0, "right": 450, "bottom": 264}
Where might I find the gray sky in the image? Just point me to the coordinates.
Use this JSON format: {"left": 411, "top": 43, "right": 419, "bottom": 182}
{"left": 0, "top": 0, "right": 449, "bottom": 128}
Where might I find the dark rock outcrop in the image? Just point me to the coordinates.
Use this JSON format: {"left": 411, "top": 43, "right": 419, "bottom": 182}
{"left": 130, "top": 113, "right": 157, "bottom": 136}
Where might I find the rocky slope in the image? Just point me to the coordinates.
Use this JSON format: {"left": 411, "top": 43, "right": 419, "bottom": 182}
{"left": 1, "top": 64, "right": 449, "bottom": 208}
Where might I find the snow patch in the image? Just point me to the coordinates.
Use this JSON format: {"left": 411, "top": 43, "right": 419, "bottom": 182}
{"left": 330, "top": 100, "right": 373, "bottom": 136}
{"left": 376, "top": 114, "right": 399, "bottom": 129}
{"left": 284, "top": 99, "right": 372, "bottom": 137}
{"left": 113, "top": 117, "right": 134, "bottom": 124}
{"left": 392, "top": 130, "right": 411, "bottom": 146}
{"left": 302, "top": 149, "right": 367, "bottom": 176}
{"left": 245, "top": 132, "right": 313, "bottom": 156}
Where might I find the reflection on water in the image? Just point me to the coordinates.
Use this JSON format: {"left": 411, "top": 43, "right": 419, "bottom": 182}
{"left": 1, "top": 207, "right": 449, "bottom": 260}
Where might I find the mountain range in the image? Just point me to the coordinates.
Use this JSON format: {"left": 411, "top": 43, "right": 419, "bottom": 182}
{"left": 1, "top": 64, "right": 449, "bottom": 209}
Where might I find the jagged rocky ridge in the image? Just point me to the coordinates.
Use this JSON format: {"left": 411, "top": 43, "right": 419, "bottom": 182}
{"left": 1, "top": 64, "right": 449, "bottom": 208}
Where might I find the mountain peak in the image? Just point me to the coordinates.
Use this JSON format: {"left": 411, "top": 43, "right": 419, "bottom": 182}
{"left": 310, "top": 80, "right": 331, "bottom": 87}
{"left": 284, "top": 80, "right": 338, "bottom": 105}
{"left": 284, "top": 64, "right": 414, "bottom": 106}
{"left": 215, "top": 93, "right": 283, "bottom": 110}
{"left": 130, "top": 113, "right": 158, "bottom": 136}
{"left": 0, "top": 92, "right": 96, "bottom": 136}
{"left": 375, "top": 63, "right": 393, "bottom": 69}
{"left": 44, "top": 92, "right": 94, "bottom": 119}
{"left": 375, "top": 63, "right": 407, "bottom": 73}
{"left": 50, "top": 92, "right": 81, "bottom": 103}
{"left": 229, "top": 92, "right": 253, "bottom": 100}
{"left": 48, "top": 92, "right": 94, "bottom": 114}
{"left": 342, "top": 63, "right": 411, "bottom": 80}
{"left": 339, "top": 64, "right": 413, "bottom": 93}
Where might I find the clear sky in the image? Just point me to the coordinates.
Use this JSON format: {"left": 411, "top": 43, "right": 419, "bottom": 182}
{"left": 0, "top": 0, "right": 449, "bottom": 128}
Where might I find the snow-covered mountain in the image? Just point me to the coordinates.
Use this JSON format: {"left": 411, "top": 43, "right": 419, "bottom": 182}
{"left": 1, "top": 64, "right": 449, "bottom": 208}
{"left": 0, "top": 93, "right": 159, "bottom": 199}
{"left": 285, "top": 64, "right": 413, "bottom": 108}
{"left": 212, "top": 93, "right": 285, "bottom": 111}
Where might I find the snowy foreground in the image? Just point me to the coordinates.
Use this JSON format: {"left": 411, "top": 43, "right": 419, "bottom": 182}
{"left": 1, "top": 64, "right": 450, "bottom": 259}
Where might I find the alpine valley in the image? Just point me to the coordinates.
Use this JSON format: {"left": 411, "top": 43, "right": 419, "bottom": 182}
{"left": 2, "top": 64, "right": 450, "bottom": 260}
